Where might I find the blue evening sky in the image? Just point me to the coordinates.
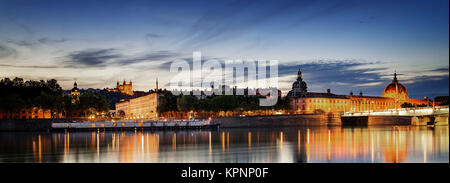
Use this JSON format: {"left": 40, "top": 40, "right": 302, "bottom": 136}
{"left": 0, "top": 0, "right": 448, "bottom": 98}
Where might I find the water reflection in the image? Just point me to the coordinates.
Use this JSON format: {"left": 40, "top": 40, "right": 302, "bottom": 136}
{"left": 0, "top": 126, "right": 448, "bottom": 163}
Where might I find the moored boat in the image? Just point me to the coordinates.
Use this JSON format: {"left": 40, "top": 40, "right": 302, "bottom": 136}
{"left": 51, "top": 119, "right": 217, "bottom": 130}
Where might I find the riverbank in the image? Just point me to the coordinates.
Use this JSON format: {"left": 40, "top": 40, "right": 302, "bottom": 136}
{"left": 211, "top": 113, "right": 342, "bottom": 128}
{"left": 2, "top": 113, "right": 436, "bottom": 132}
{"left": 0, "top": 119, "right": 52, "bottom": 132}
{"left": 341, "top": 116, "right": 412, "bottom": 126}
{"left": 0, "top": 115, "right": 340, "bottom": 131}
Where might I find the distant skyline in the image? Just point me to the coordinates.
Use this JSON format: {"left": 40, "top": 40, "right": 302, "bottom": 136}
{"left": 0, "top": 0, "right": 448, "bottom": 98}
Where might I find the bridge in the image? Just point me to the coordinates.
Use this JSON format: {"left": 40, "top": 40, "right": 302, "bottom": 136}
{"left": 341, "top": 106, "right": 449, "bottom": 126}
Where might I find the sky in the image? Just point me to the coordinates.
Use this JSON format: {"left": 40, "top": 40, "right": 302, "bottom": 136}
{"left": 0, "top": 0, "right": 448, "bottom": 98}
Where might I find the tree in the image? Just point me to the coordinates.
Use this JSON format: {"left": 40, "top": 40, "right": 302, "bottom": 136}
{"left": 236, "top": 96, "right": 260, "bottom": 111}
{"left": 177, "top": 95, "right": 198, "bottom": 112}
{"left": 78, "top": 92, "right": 110, "bottom": 118}
{"left": 0, "top": 93, "right": 26, "bottom": 114}
{"left": 401, "top": 102, "right": 414, "bottom": 108}
{"left": 197, "top": 97, "right": 212, "bottom": 111}
{"left": 210, "top": 95, "right": 237, "bottom": 112}
{"left": 45, "top": 79, "right": 62, "bottom": 95}
{"left": 118, "top": 110, "right": 126, "bottom": 117}
{"left": 33, "top": 91, "right": 54, "bottom": 118}
{"left": 157, "top": 92, "right": 178, "bottom": 113}
{"left": 0, "top": 77, "right": 64, "bottom": 119}
{"left": 63, "top": 95, "right": 74, "bottom": 118}
{"left": 274, "top": 96, "right": 291, "bottom": 110}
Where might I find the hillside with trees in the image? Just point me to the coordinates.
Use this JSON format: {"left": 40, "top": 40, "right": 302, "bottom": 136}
{"left": 0, "top": 77, "right": 109, "bottom": 119}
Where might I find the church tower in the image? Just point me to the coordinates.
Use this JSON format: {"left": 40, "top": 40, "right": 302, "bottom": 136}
{"left": 70, "top": 81, "right": 80, "bottom": 104}
{"left": 156, "top": 77, "right": 159, "bottom": 93}
{"left": 108, "top": 80, "right": 134, "bottom": 95}
{"left": 292, "top": 68, "right": 308, "bottom": 92}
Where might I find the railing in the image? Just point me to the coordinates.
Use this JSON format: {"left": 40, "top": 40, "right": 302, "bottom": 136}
{"left": 52, "top": 119, "right": 212, "bottom": 129}
{"left": 342, "top": 106, "right": 449, "bottom": 117}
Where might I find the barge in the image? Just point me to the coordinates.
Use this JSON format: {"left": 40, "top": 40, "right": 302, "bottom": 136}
{"left": 51, "top": 119, "right": 218, "bottom": 131}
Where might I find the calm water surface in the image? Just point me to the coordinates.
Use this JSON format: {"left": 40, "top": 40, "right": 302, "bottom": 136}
{"left": 0, "top": 126, "right": 448, "bottom": 163}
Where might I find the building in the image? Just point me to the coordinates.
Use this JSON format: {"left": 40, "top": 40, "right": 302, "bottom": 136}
{"left": 107, "top": 80, "right": 134, "bottom": 95}
{"left": 0, "top": 108, "right": 51, "bottom": 119}
{"left": 70, "top": 81, "right": 80, "bottom": 103}
{"left": 115, "top": 79, "right": 163, "bottom": 120}
{"left": 115, "top": 93, "right": 159, "bottom": 120}
{"left": 381, "top": 72, "right": 408, "bottom": 103}
{"left": 287, "top": 69, "right": 430, "bottom": 113}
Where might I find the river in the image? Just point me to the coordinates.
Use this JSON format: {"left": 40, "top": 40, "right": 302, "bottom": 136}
{"left": 0, "top": 126, "right": 448, "bottom": 163}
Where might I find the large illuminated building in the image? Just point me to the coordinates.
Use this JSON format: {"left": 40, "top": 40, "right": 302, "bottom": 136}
{"left": 287, "top": 69, "right": 431, "bottom": 113}
{"left": 107, "top": 80, "right": 134, "bottom": 95}
{"left": 115, "top": 79, "right": 160, "bottom": 120}
{"left": 115, "top": 93, "right": 159, "bottom": 120}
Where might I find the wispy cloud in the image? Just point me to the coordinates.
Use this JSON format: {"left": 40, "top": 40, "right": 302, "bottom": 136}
{"left": 0, "top": 64, "right": 59, "bottom": 69}
{"left": 355, "top": 81, "right": 384, "bottom": 87}
{"left": 5, "top": 39, "right": 35, "bottom": 47}
{"left": 65, "top": 48, "right": 122, "bottom": 67}
{"left": 279, "top": 60, "right": 387, "bottom": 82}
{"left": 179, "top": 0, "right": 358, "bottom": 48}
{"left": 0, "top": 44, "right": 17, "bottom": 59}
{"left": 5, "top": 37, "right": 67, "bottom": 47}
{"left": 405, "top": 75, "right": 449, "bottom": 98}
{"left": 277, "top": 60, "right": 389, "bottom": 95}
{"left": 116, "top": 51, "right": 179, "bottom": 65}
{"left": 145, "top": 33, "right": 161, "bottom": 39}
{"left": 37, "top": 37, "right": 68, "bottom": 44}
{"left": 63, "top": 48, "right": 180, "bottom": 68}
{"left": 429, "top": 67, "right": 449, "bottom": 73}
{"left": 157, "top": 55, "right": 222, "bottom": 70}
{"left": 178, "top": 0, "right": 302, "bottom": 48}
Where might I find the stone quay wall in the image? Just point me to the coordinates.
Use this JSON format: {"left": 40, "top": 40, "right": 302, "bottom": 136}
{"left": 368, "top": 116, "right": 412, "bottom": 125}
{"left": 211, "top": 113, "right": 342, "bottom": 128}
{"left": 341, "top": 116, "right": 412, "bottom": 126}
{"left": 0, "top": 119, "right": 53, "bottom": 132}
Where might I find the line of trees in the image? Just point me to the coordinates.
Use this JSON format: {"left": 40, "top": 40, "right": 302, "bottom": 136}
{"left": 0, "top": 77, "right": 109, "bottom": 119}
{"left": 63, "top": 92, "right": 110, "bottom": 119}
{"left": 157, "top": 92, "right": 291, "bottom": 115}
{"left": 401, "top": 102, "right": 427, "bottom": 108}
{"left": 0, "top": 77, "right": 63, "bottom": 118}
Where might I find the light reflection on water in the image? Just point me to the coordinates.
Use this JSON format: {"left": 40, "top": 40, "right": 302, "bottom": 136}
{"left": 0, "top": 126, "right": 448, "bottom": 163}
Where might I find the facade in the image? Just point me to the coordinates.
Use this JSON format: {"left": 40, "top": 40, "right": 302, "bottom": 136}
{"left": 115, "top": 93, "right": 159, "bottom": 120}
{"left": 107, "top": 80, "right": 134, "bottom": 95}
{"left": 70, "top": 81, "right": 80, "bottom": 103}
{"left": 381, "top": 72, "right": 408, "bottom": 103}
{"left": 287, "top": 69, "right": 430, "bottom": 113}
{"left": 0, "top": 108, "right": 51, "bottom": 119}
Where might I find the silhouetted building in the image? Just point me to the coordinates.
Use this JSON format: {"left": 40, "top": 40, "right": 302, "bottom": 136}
{"left": 70, "top": 81, "right": 80, "bottom": 103}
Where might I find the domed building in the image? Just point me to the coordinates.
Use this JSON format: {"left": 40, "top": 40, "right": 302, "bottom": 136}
{"left": 287, "top": 68, "right": 308, "bottom": 97}
{"left": 292, "top": 69, "right": 308, "bottom": 92}
{"left": 382, "top": 72, "right": 408, "bottom": 103}
{"left": 287, "top": 69, "right": 431, "bottom": 114}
